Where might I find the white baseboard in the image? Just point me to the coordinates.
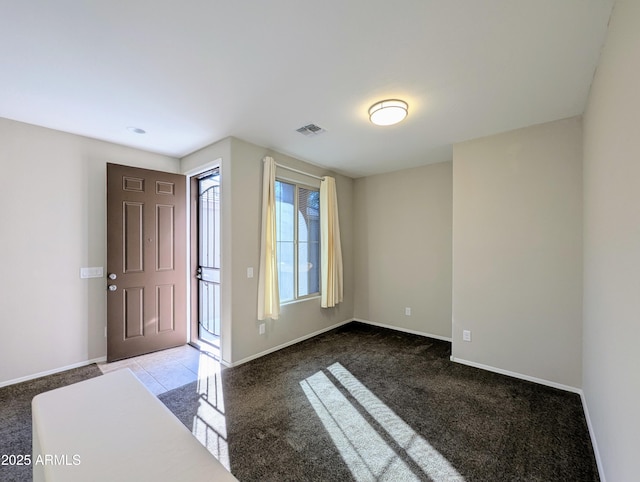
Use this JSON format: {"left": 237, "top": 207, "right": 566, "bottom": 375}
{"left": 0, "top": 356, "right": 107, "bottom": 388}
{"left": 450, "top": 356, "right": 605, "bottom": 479}
{"left": 353, "top": 318, "right": 452, "bottom": 342}
{"left": 449, "top": 356, "right": 581, "bottom": 394}
{"left": 220, "top": 318, "right": 608, "bottom": 480}
{"left": 223, "top": 319, "right": 353, "bottom": 368}
{"left": 580, "top": 390, "right": 606, "bottom": 482}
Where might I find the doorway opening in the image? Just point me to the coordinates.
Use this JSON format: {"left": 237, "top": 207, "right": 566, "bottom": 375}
{"left": 190, "top": 168, "right": 221, "bottom": 357}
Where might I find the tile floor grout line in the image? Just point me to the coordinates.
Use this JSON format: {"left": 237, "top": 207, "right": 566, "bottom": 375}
{"left": 139, "top": 361, "right": 169, "bottom": 393}
{"left": 98, "top": 345, "right": 204, "bottom": 395}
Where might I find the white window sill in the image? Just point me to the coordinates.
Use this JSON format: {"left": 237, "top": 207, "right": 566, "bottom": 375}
{"left": 280, "top": 295, "right": 321, "bottom": 307}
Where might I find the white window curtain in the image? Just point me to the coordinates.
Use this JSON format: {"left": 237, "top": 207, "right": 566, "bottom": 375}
{"left": 257, "top": 156, "right": 279, "bottom": 320}
{"left": 320, "top": 176, "right": 343, "bottom": 308}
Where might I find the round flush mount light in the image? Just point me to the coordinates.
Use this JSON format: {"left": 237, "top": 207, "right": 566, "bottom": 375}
{"left": 127, "top": 126, "right": 146, "bottom": 134}
{"left": 368, "top": 99, "right": 408, "bottom": 126}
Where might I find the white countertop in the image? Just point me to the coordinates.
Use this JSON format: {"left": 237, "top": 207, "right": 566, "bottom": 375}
{"left": 32, "top": 368, "right": 238, "bottom": 482}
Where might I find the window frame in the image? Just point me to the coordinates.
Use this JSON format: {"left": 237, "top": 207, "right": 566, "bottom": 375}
{"left": 275, "top": 178, "right": 321, "bottom": 304}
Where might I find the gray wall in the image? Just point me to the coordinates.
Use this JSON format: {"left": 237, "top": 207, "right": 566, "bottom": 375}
{"left": 0, "top": 117, "right": 179, "bottom": 385}
{"left": 353, "top": 162, "right": 453, "bottom": 339}
{"left": 582, "top": 1, "right": 640, "bottom": 480}
{"left": 181, "top": 137, "right": 354, "bottom": 365}
{"left": 452, "top": 117, "right": 583, "bottom": 388}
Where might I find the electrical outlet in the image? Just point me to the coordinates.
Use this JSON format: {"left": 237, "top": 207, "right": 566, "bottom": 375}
{"left": 104, "top": 326, "right": 107, "bottom": 338}
{"left": 405, "top": 307, "right": 411, "bottom": 316}
{"left": 259, "top": 323, "right": 265, "bottom": 335}
{"left": 463, "top": 330, "right": 472, "bottom": 342}
{"left": 247, "top": 267, "right": 254, "bottom": 278}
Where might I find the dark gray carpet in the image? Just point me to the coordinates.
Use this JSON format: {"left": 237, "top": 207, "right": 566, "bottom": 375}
{"left": 0, "top": 364, "right": 103, "bottom": 482}
{"left": 159, "top": 322, "right": 599, "bottom": 482}
{"left": 0, "top": 324, "right": 598, "bottom": 482}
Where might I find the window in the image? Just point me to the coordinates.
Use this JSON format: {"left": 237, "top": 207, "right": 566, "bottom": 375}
{"left": 275, "top": 180, "right": 320, "bottom": 302}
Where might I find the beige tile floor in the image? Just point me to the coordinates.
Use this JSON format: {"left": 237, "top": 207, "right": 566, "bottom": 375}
{"left": 97, "top": 344, "right": 219, "bottom": 396}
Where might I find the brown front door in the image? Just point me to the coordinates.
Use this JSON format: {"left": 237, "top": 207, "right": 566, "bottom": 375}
{"left": 106, "top": 163, "right": 187, "bottom": 362}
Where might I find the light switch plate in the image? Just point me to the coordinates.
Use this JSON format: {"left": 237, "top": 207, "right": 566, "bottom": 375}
{"left": 80, "top": 267, "right": 104, "bottom": 279}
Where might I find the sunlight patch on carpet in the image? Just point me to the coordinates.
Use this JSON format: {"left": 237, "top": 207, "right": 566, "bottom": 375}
{"left": 327, "top": 362, "right": 464, "bottom": 481}
{"left": 301, "top": 363, "right": 464, "bottom": 482}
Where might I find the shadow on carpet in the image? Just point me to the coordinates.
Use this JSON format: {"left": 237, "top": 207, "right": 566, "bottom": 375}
{"left": 159, "top": 322, "right": 599, "bottom": 482}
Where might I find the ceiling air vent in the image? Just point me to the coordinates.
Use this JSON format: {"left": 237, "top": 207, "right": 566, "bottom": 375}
{"left": 296, "top": 123, "right": 326, "bottom": 137}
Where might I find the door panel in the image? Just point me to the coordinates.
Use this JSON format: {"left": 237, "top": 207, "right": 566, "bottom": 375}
{"left": 123, "top": 202, "right": 144, "bottom": 273}
{"left": 157, "top": 284, "right": 175, "bottom": 332}
{"left": 107, "top": 163, "right": 187, "bottom": 362}
{"left": 156, "top": 204, "right": 175, "bottom": 270}
{"left": 123, "top": 287, "right": 144, "bottom": 339}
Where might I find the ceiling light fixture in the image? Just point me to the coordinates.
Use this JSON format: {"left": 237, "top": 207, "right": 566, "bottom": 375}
{"left": 368, "top": 99, "right": 408, "bottom": 126}
{"left": 127, "top": 126, "right": 146, "bottom": 134}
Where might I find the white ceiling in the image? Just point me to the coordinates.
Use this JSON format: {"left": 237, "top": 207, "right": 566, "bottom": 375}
{"left": 0, "top": 1, "right": 613, "bottom": 177}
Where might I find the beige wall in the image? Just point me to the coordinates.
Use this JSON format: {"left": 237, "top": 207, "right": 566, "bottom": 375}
{"left": 0, "top": 122, "right": 353, "bottom": 383}
{"left": 353, "top": 162, "right": 452, "bottom": 339}
{"left": 452, "top": 117, "right": 583, "bottom": 388}
{"left": 582, "top": 1, "right": 640, "bottom": 480}
{"left": 0, "top": 118, "right": 179, "bottom": 385}
{"left": 181, "top": 137, "right": 354, "bottom": 365}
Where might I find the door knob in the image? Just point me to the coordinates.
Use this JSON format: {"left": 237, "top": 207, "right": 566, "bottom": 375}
{"left": 108, "top": 285, "right": 117, "bottom": 291}
{"left": 108, "top": 273, "right": 117, "bottom": 280}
